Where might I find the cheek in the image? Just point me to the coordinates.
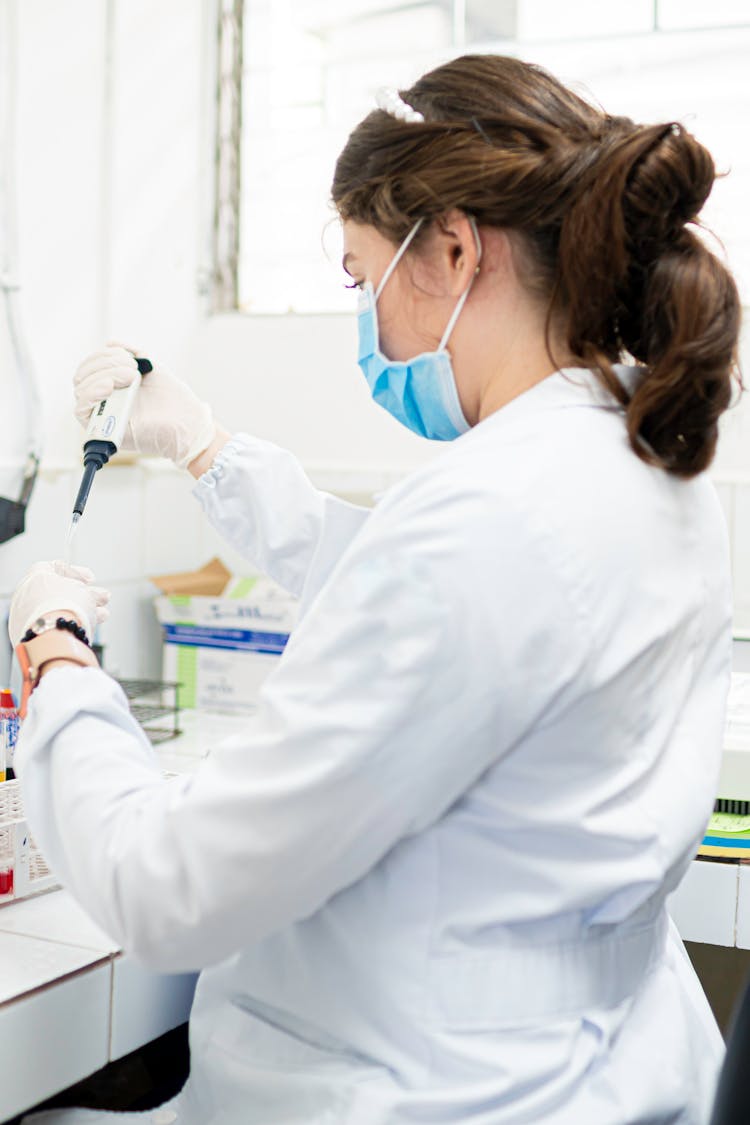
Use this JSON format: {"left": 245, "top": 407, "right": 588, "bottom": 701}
{"left": 377, "top": 291, "right": 439, "bottom": 361}
{"left": 377, "top": 304, "right": 406, "bottom": 361}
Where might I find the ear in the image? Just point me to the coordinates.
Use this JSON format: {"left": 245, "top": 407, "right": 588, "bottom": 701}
{"left": 435, "top": 210, "right": 481, "bottom": 296}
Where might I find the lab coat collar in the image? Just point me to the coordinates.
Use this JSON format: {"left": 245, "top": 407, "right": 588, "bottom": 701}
{"left": 468, "top": 363, "right": 644, "bottom": 438}
{"left": 530, "top": 364, "right": 644, "bottom": 410}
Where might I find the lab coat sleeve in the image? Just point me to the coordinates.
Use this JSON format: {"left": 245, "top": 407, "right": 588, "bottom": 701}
{"left": 15, "top": 479, "right": 590, "bottom": 971}
{"left": 193, "top": 433, "right": 371, "bottom": 606}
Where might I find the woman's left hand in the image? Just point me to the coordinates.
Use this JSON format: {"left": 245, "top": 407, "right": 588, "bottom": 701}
{"left": 8, "top": 561, "right": 111, "bottom": 647}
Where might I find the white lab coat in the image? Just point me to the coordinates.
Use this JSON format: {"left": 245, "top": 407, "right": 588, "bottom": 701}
{"left": 21, "top": 366, "right": 729, "bottom": 1125}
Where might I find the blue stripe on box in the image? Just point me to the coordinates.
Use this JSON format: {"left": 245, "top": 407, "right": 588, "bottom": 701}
{"left": 702, "top": 834, "right": 750, "bottom": 849}
{"left": 163, "top": 623, "right": 289, "bottom": 655}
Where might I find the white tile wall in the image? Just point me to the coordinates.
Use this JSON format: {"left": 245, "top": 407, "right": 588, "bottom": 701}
{"left": 731, "top": 483, "right": 750, "bottom": 633}
{"left": 70, "top": 465, "right": 146, "bottom": 583}
{"left": 710, "top": 481, "right": 745, "bottom": 633}
{"left": 142, "top": 464, "right": 206, "bottom": 576}
{"left": 709, "top": 477, "right": 750, "bottom": 639}
{"left": 97, "top": 579, "right": 162, "bottom": 681}
{"left": 0, "top": 472, "right": 78, "bottom": 593}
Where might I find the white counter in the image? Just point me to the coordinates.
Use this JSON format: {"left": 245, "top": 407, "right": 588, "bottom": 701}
{"left": 668, "top": 858, "right": 750, "bottom": 948}
{"left": 0, "top": 709, "right": 249, "bottom": 1123}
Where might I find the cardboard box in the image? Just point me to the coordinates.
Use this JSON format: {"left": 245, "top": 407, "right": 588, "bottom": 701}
{"left": 152, "top": 561, "right": 298, "bottom": 714}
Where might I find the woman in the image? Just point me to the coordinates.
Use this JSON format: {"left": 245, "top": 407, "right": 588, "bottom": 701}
{"left": 13, "top": 54, "right": 740, "bottom": 1124}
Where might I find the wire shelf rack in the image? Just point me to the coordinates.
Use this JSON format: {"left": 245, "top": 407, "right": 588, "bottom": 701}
{"left": 117, "top": 679, "right": 182, "bottom": 744}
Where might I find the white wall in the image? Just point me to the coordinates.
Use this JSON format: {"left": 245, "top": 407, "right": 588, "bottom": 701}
{"left": 12, "top": 0, "right": 106, "bottom": 466}
{"left": 0, "top": 0, "right": 206, "bottom": 682}
{"left": 0, "top": 0, "right": 438, "bottom": 684}
{"left": 8, "top": 0, "right": 439, "bottom": 464}
{"left": 0, "top": 0, "right": 749, "bottom": 686}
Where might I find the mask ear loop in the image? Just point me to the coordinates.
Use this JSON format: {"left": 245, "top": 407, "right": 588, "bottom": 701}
{"left": 375, "top": 219, "right": 424, "bottom": 301}
{"left": 437, "top": 216, "right": 483, "bottom": 350}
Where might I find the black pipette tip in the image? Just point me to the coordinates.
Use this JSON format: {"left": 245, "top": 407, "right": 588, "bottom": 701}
{"left": 72, "top": 462, "right": 99, "bottom": 518}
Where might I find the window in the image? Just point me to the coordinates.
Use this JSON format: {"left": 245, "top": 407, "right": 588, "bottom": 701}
{"left": 227, "top": 1, "right": 750, "bottom": 314}
{"left": 238, "top": 2, "right": 457, "bottom": 313}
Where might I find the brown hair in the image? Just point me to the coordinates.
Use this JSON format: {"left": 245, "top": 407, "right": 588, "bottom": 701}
{"left": 332, "top": 54, "right": 741, "bottom": 478}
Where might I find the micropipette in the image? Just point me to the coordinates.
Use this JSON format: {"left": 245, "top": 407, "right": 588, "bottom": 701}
{"left": 70, "top": 355, "right": 152, "bottom": 530}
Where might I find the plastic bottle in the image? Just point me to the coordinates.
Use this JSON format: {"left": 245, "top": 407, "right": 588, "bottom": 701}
{"left": 0, "top": 690, "right": 19, "bottom": 782}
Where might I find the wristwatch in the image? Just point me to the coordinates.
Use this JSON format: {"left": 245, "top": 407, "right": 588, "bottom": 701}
{"left": 15, "top": 616, "right": 99, "bottom": 718}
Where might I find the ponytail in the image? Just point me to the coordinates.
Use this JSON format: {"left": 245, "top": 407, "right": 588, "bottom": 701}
{"left": 626, "top": 231, "right": 740, "bottom": 475}
{"left": 554, "top": 119, "right": 741, "bottom": 477}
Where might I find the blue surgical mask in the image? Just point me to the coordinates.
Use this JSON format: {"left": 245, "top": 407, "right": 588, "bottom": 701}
{"left": 356, "top": 218, "right": 482, "bottom": 441}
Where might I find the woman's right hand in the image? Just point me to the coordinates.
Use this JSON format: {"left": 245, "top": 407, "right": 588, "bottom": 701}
{"left": 73, "top": 342, "right": 217, "bottom": 470}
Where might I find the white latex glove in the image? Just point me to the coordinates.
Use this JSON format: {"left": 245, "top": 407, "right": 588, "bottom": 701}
{"left": 8, "top": 561, "right": 110, "bottom": 648}
{"left": 73, "top": 342, "right": 216, "bottom": 470}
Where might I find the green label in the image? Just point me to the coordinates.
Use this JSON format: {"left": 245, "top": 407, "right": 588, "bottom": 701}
{"left": 708, "top": 812, "right": 750, "bottom": 835}
{"left": 228, "top": 577, "right": 259, "bottom": 599}
{"left": 176, "top": 646, "right": 198, "bottom": 710}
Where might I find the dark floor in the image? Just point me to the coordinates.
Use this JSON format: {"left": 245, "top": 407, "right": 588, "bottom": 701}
{"left": 685, "top": 941, "right": 750, "bottom": 1036}
{"left": 3, "top": 1022, "right": 190, "bottom": 1124}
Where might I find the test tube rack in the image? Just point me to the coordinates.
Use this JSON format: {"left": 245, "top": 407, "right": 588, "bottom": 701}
{"left": 0, "top": 681, "right": 181, "bottom": 906}
{"left": 0, "top": 781, "right": 58, "bottom": 905}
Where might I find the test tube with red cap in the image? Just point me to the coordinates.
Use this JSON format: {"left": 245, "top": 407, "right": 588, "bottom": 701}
{"left": 0, "top": 690, "right": 19, "bottom": 782}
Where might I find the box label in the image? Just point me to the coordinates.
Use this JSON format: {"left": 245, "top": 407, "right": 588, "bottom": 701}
{"left": 163, "top": 624, "right": 289, "bottom": 655}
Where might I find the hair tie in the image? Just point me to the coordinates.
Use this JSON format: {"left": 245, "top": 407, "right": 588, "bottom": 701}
{"left": 375, "top": 88, "right": 424, "bottom": 124}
